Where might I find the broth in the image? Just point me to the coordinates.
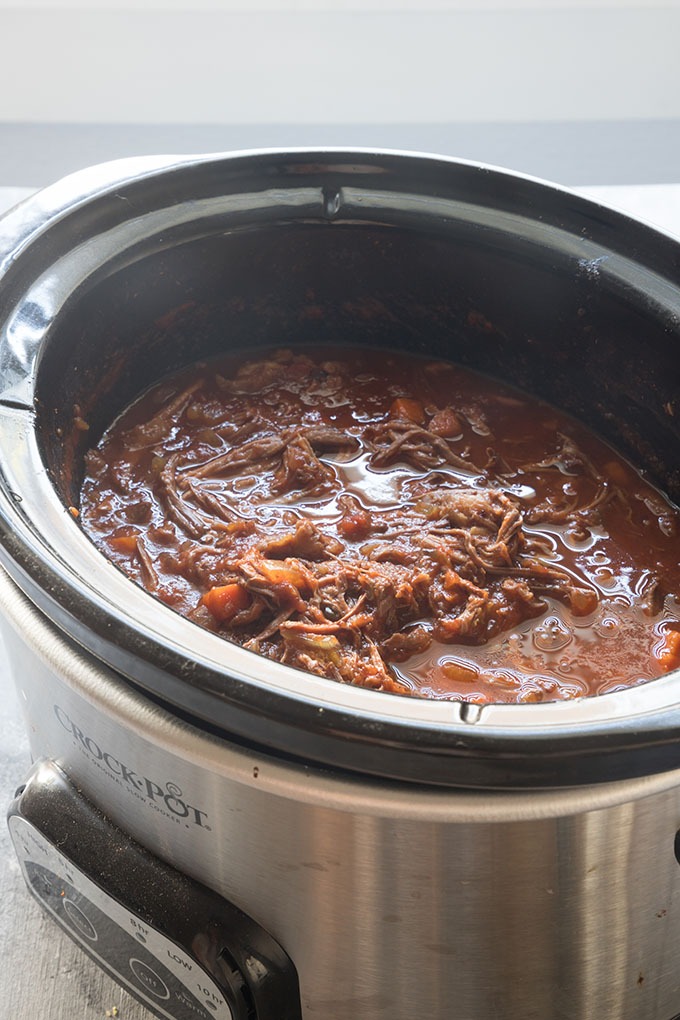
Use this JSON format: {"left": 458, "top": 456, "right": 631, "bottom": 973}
{"left": 79, "top": 347, "right": 680, "bottom": 704}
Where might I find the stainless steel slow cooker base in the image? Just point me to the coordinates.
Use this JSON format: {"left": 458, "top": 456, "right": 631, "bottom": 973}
{"left": 1, "top": 149, "right": 680, "bottom": 1018}
{"left": 4, "top": 567, "right": 680, "bottom": 1020}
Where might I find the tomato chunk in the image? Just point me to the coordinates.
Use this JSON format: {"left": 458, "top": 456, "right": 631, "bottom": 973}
{"left": 338, "top": 506, "right": 372, "bottom": 540}
{"left": 429, "top": 407, "right": 462, "bottom": 438}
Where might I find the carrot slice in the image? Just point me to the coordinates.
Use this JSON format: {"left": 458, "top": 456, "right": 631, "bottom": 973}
{"left": 258, "top": 560, "right": 315, "bottom": 595}
{"left": 657, "top": 630, "right": 680, "bottom": 673}
{"left": 201, "top": 583, "right": 251, "bottom": 622}
{"left": 389, "top": 397, "right": 425, "bottom": 425}
{"left": 110, "top": 534, "right": 138, "bottom": 554}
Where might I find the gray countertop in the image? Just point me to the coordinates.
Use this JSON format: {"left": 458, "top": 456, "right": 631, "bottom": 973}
{"left": 1, "top": 175, "right": 679, "bottom": 1020}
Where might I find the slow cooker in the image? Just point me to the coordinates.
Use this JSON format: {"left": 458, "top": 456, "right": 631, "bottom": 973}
{"left": 1, "top": 149, "right": 680, "bottom": 1020}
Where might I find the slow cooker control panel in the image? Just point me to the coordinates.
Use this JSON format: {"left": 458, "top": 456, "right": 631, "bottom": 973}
{"left": 8, "top": 761, "right": 302, "bottom": 1020}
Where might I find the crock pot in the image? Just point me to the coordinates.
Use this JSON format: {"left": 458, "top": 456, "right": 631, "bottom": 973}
{"left": 1, "top": 149, "right": 680, "bottom": 1019}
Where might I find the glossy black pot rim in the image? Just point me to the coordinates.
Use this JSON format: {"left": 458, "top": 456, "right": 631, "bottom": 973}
{"left": 0, "top": 147, "right": 679, "bottom": 791}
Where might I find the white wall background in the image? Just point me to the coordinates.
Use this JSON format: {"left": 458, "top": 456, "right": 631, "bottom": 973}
{"left": 1, "top": 1, "right": 678, "bottom": 8}
{"left": 0, "top": 2, "right": 679, "bottom": 124}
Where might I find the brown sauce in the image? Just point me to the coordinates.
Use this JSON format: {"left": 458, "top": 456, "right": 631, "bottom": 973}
{"left": 79, "top": 347, "right": 680, "bottom": 704}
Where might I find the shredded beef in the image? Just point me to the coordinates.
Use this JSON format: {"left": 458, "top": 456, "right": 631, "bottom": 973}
{"left": 80, "top": 346, "right": 680, "bottom": 704}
